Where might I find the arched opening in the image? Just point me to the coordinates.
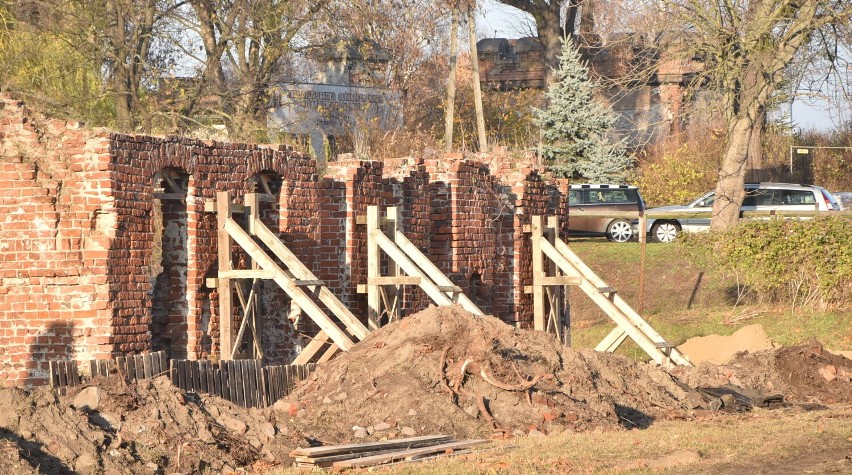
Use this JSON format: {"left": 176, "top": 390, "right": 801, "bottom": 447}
{"left": 149, "top": 167, "right": 189, "bottom": 359}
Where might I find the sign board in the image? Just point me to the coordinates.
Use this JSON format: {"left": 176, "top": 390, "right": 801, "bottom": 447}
{"left": 796, "top": 148, "right": 810, "bottom": 154}
{"left": 268, "top": 83, "right": 402, "bottom": 135}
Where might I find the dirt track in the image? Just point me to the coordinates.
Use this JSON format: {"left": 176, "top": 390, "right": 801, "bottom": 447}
{"left": 0, "top": 306, "right": 849, "bottom": 474}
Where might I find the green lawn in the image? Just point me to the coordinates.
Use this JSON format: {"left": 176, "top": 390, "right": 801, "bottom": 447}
{"left": 566, "top": 238, "right": 852, "bottom": 358}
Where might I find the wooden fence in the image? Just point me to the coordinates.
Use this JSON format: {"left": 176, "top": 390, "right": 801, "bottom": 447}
{"left": 48, "top": 352, "right": 314, "bottom": 408}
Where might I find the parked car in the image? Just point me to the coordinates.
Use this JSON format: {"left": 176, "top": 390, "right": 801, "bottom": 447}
{"left": 568, "top": 184, "right": 645, "bottom": 242}
{"left": 645, "top": 182, "right": 841, "bottom": 243}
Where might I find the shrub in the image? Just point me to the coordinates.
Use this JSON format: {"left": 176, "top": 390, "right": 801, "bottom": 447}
{"left": 678, "top": 216, "right": 852, "bottom": 309}
{"left": 633, "top": 137, "right": 722, "bottom": 206}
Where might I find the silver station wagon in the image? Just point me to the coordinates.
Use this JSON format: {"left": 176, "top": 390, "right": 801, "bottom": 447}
{"left": 646, "top": 182, "right": 841, "bottom": 243}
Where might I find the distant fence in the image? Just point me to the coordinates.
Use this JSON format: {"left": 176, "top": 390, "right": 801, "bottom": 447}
{"left": 48, "top": 351, "right": 315, "bottom": 408}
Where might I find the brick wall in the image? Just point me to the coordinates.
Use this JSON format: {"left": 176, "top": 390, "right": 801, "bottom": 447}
{"left": 0, "top": 96, "right": 568, "bottom": 386}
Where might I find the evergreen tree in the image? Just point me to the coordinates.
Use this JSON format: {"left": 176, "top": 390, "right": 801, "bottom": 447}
{"left": 535, "top": 39, "right": 632, "bottom": 183}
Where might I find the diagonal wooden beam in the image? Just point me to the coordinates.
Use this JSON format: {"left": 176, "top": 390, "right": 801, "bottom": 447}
{"left": 225, "top": 218, "right": 355, "bottom": 351}
{"left": 252, "top": 219, "right": 370, "bottom": 341}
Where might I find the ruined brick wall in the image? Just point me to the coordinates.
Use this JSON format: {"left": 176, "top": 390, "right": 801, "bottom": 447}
{"left": 0, "top": 98, "right": 114, "bottom": 387}
{"left": 0, "top": 97, "right": 567, "bottom": 386}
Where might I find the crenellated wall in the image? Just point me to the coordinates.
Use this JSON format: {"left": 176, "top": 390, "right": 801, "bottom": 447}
{"left": 0, "top": 96, "right": 569, "bottom": 386}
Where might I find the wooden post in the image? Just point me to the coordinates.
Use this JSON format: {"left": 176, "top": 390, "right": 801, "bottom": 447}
{"left": 245, "top": 192, "right": 261, "bottom": 359}
{"left": 547, "top": 216, "right": 566, "bottom": 343}
{"left": 217, "top": 191, "right": 234, "bottom": 360}
{"left": 386, "top": 207, "right": 401, "bottom": 324}
{"left": 639, "top": 212, "right": 647, "bottom": 314}
{"left": 531, "top": 215, "right": 545, "bottom": 331}
{"left": 366, "top": 206, "right": 381, "bottom": 330}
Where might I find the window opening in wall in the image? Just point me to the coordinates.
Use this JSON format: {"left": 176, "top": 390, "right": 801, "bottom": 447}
{"left": 150, "top": 167, "right": 190, "bottom": 360}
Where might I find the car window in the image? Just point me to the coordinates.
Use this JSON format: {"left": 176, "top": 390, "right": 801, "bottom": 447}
{"left": 743, "top": 189, "right": 777, "bottom": 206}
{"left": 779, "top": 190, "right": 816, "bottom": 205}
{"left": 568, "top": 190, "right": 583, "bottom": 205}
{"left": 601, "top": 190, "right": 639, "bottom": 204}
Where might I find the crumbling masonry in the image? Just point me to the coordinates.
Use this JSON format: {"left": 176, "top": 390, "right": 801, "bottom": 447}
{"left": 0, "top": 97, "right": 569, "bottom": 386}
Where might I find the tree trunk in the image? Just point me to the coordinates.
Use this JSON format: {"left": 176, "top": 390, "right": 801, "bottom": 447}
{"left": 710, "top": 116, "right": 754, "bottom": 228}
{"left": 468, "top": 8, "right": 487, "bottom": 152}
{"left": 444, "top": 10, "right": 458, "bottom": 152}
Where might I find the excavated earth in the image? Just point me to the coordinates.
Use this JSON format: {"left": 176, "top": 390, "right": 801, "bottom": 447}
{"left": 0, "top": 306, "right": 849, "bottom": 474}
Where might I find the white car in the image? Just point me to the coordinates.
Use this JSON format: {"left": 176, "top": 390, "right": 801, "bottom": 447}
{"left": 645, "top": 182, "right": 842, "bottom": 243}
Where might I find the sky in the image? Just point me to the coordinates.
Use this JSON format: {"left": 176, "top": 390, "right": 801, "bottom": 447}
{"left": 477, "top": 1, "right": 851, "bottom": 133}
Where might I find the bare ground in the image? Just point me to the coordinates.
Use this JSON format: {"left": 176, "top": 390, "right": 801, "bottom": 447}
{"left": 0, "top": 306, "right": 850, "bottom": 474}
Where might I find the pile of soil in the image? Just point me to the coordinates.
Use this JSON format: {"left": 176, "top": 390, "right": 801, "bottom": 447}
{"left": 677, "top": 324, "right": 777, "bottom": 364}
{"left": 281, "top": 306, "right": 690, "bottom": 443}
{"left": 1, "top": 307, "right": 847, "bottom": 473}
{"left": 673, "top": 340, "right": 852, "bottom": 404}
{"left": 0, "top": 375, "right": 308, "bottom": 474}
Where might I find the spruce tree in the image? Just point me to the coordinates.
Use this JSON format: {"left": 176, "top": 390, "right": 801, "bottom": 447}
{"left": 535, "top": 39, "right": 632, "bottom": 183}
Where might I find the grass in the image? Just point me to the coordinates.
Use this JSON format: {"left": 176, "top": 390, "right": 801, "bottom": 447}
{"left": 276, "top": 405, "right": 852, "bottom": 474}
{"left": 566, "top": 238, "right": 852, "bottom": 359}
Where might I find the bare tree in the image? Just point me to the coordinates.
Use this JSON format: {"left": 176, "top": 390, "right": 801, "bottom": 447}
{"left": 663, "top": 0, "right": 852, "bottom": 228}
{"left": 445, "top": 9, "right": 459, "bottom": 151}
{"left": 468, "top": 7, "right": 488, "bottom": 152}
{"left": 185, "top": 0, "right": 326, "bottom": 141}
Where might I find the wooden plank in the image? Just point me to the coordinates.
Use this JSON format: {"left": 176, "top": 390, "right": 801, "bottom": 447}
{"left": 294, "top": 279, "right": 325, "bottom": 287}
{"left": 332, "top": 439, "right": 488, "bottom": 468}
{"left": 539, "top": 276, "right": 583, "bottom": 286}
{"left": 115, "top": 356, "right": 126, "bottom": 379}
{"left": 193, "top": 361, "right": 203, "bottom": 394}
{"left": 213, "top": 368, "right": 222, "bottom": 398}
{"left": 292, "top": 330, "right": 328, "bottom": 365}
{"left": 532, "top": 216, "right": 546, "bottom": 331}
{"left": 284, "top": 365, "right": 293, "bottom": 394}
{"left": 176, "top": 360, "right": 185, "bottom": 390}
{"left": 225, "top": 219, "right": 356, "bottom": 351}
{"left": 436, "top": 285, "right": 463, "bottom": 293}
{"left": 48, "top": 361, "right": 57, "bottom": 388}
{"left": 199, "top": 361, "right": 209, "bottom": 394}
{"left": 135, "top": 354, "right": 145, "bottom": 381}
{"left": 296, "top": 445, "right": 448, "bottom": 468}
{"left": 218, "top": 190, "right": 234, "bottom": 359}
{"left": 127, "top": 356, "right": 137, "bottom": 382}
{"left": 551, "top": 237, "right": 691, "bottom": 366}
{"left": 369, "top": 276, "right": 421, "bottom": 286}
{"left": 251, "top": 220, "right": 369, "bottom": 340}
{"left": 158, "top": 352, "right": 168, "bottom": 377}
{"left": 545, "top": 238, "right": 690, "bottom": 366}
{"left": 207, "top": 362, "right": 216, "bottom": 395}
{"left": 69, "top": 361, "right": 80, "bottom": 387}
{"left": 234, "top": 360, "right": 246, "bottom": 407}
{"left": 247, "top": 360, "right": 258, "bottom": 408}
{"left": 392, "top": 232, "right": 483, "bottom": 315}
{"left": 218, "top": 269, "right": 275, "bottom": 280}
{"left": 169, "top": 359, "right": 176, "bottom": 385}
{"left": 292, "top": 435, "right": 454, "bottom": 458}
{"left": 367, "top": 206, "right": 381, "bottom": 330}
{"left": 259, "top": 363, "right": 268, "bottom": 408}
{"left": 227, "top": 361, "right": 239, "bottom": 404}
{"left": 143, "top": 353, "right": 153, "bottom": 379}
{"left": 318, "top": 343, "right": 340, "bottom": 363}
{"left": 373, "top": 231, "right": 456, "bottom": 308}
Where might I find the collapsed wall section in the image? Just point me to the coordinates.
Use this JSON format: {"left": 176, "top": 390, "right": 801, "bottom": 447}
{"left": 0, "top": 97, "right": 568, "bottom": 386}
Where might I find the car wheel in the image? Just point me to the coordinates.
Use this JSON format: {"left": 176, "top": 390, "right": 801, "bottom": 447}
{"left": 606, "top": 219, "right": 634, "bottom": 243}
{"left": 651, "top": 221, "right": 680, "bottom": 243}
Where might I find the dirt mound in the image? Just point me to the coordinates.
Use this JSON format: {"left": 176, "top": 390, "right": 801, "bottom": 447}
{"left": 0, "top": 375, "right": 308, "bottom": 474}
{"left": 673, "top": 340, "right": 852, "bottom": 404}
{"left": 678, "top": 324, "right": 777, "bottom": 364}
{"left": 281, "top": 306, "right": 689, "bottom": 443}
